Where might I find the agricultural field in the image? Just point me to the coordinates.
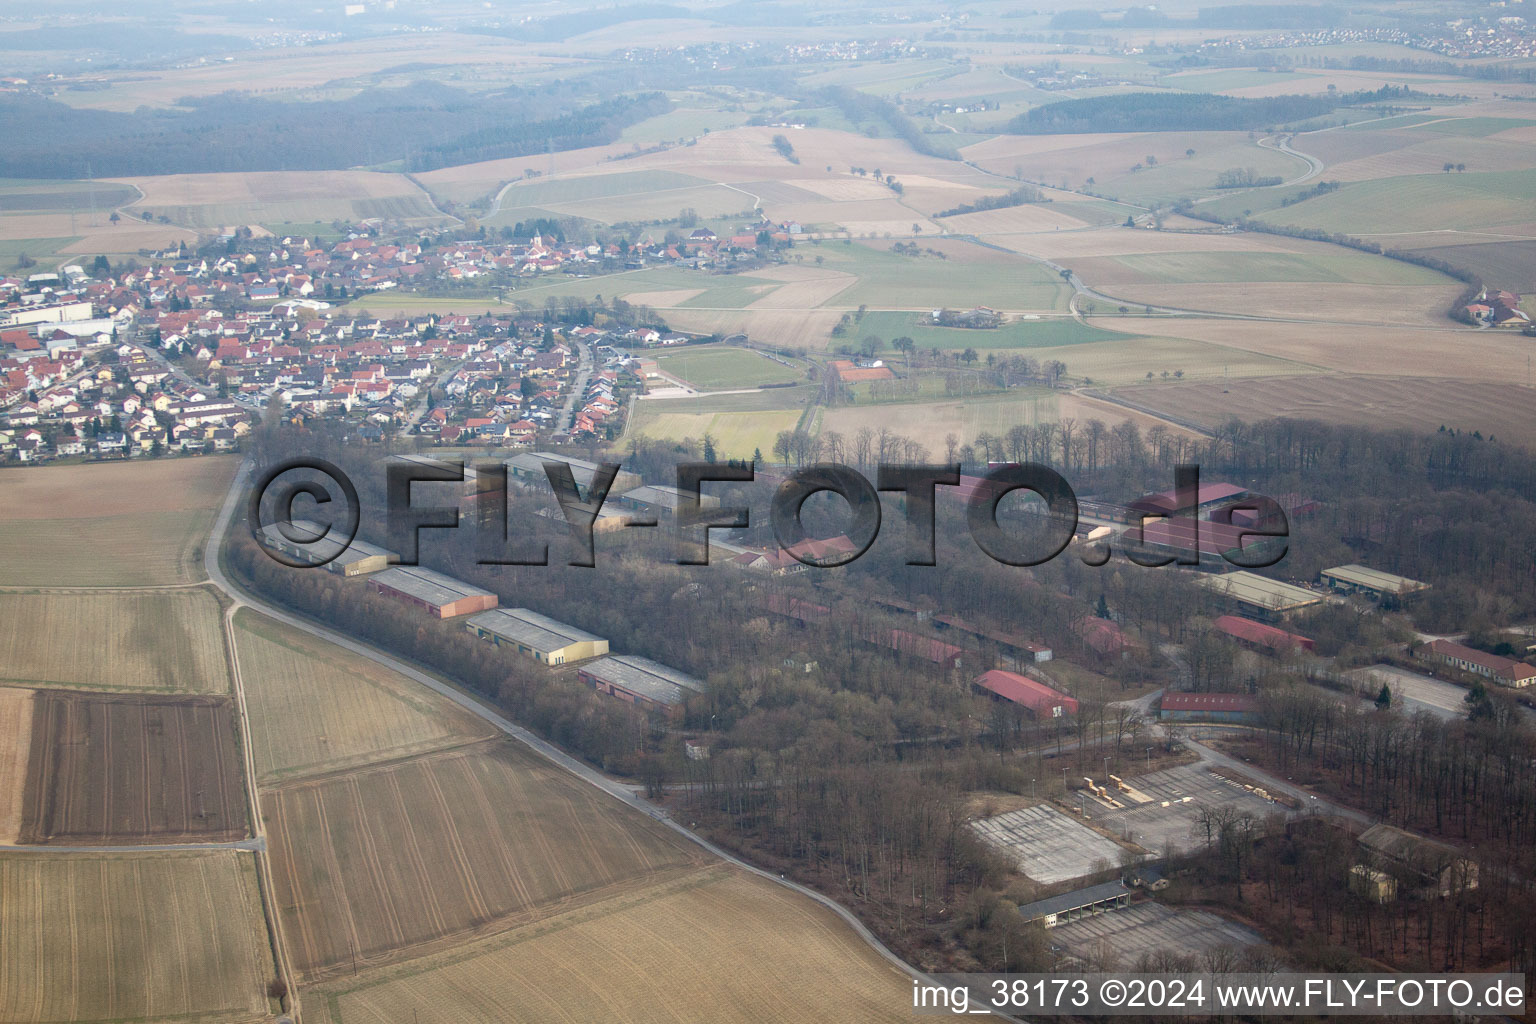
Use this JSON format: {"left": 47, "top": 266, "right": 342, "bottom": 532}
{"left": 0, "top": 590, "right": 230, "bottom": 694}
{"left": 1028, "top": 334, "right": 1316, "bottom": 387}
{"left": 487, "top": 169, "right": 752, "bottom": 227}
{"left": 1412, "top": 239, "right": 1536, "bottom": 292}
{"left": 0, "top": 456, "right": 236, "bottom": 586}
{"left": 1108, "top": 374, "right": 1536, "bottom": 447}
{"left": 819, "top": 392, "right": 1059, "bottom": 451}
{"left": 961, "top": 130, "right": 1304, "bottom": 203}
{"left": 801, "top": 239, "right": 1072, "bottom": 311}
{"left": 234, "top": 609, "right": 496, "bottom": 783}
{"left": 1067, "top": 241, "right": 1464, "bottom": 325}
{"left": 301, "top": 865, "right": 913, "bottom": 1024}
{"left": 0, "top": 688, "right": 34, "bottom": 843}
{"left": 850, "top": 310, "right": 1127, "bottom": 351}
{"left": 655, "top": 345, "right": 807, "bottom": 389}
{"left": 0, "top": 851, "right": 278, "bottom": 1023}
{"left": 631, "top": 385, "right": 811, "bottom": 458}
{"left": 20, "top": 690, "right": 249, "bottom": 844}
{"left": 264, "top": 740, "right": 708, "bottom": 980}
{"left": 1097, "top": 315, "right": 1535, "bottom": 384}
{"left": 0, "top": 177, "right": 151, "bottom": 265}
{"left": 1215, "top": 169, "right": 1536, "bottom": 236}
{"left": 1075, "top": 249, "right": 1454, "bottom": 287}
{"left": 112, "top": 169, "right": 451, "bottom": 233}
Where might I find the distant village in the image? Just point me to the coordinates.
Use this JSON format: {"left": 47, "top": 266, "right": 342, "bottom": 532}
{"left": 0, "top": 222, "right": 808, "bottom": 463}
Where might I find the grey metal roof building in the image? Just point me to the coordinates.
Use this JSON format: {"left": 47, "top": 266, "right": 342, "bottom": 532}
{"left": 1321, "top": 564, "right": 1429, "bottom": 599}
{"left": 577, "top": 655, "right": 705, "bottom": 710}
{"left": 369, "top": 565, "right": 498, "bottom": 618}
{"left": 619, "top": 484, "right": 721, "bottom": 516}
{"left": 1017, "top": 881, "right": 1131, "bottom": 927}
{"left": 260, "top": 520, "right": 395, "bottom": 576}
{"left": 506, "top": 451, "right": 640, "bottom": 495}
{"left": 465, "top": 608, "right": 609, "bottom": 665}
{"left": 1196, "top": 571, "right": 1322, "bottom": 619}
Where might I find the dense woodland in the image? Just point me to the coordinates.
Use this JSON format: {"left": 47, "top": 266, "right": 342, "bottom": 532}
{"left": 0, "top": 82, "right": 668, "bottom": 178}
{"left": 1007, "top": 90, "right": 1352, "bottom": 134}
{"left": 233, "top": 412, "right": 1536, "bottom": 972}
{"left": 817, "top": 86, "right": 960, "bottom": 161}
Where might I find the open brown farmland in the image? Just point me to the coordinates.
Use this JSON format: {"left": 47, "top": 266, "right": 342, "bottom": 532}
{"left": 0, "top": 688, "right": 34, "bottom": 843}
{"left": 1093, "top": 282, "right": 1463, "bottom": 327}
{"left": 1107, "top": 374, "right": 1536, "bottom": 445}
{"left": 1092, "top": 316, "right": 1536, "bottom": 385}
{"left": 234, "top": 609, "right": 496, "bottom": 783}
{"left": 1412, "top": 239, "right": 1536, "bottom": 291}
{"left": 306, "top": 865, "right": 913, "bottom": 1024}
{"left": 0, "top": 851, "right": 278, "bottom": 1023}
{"left": 0, "top": 589, "right": 229, "bottom": 693}
{"left": 0, "top": 456, "right": 235, "bottom": 586}
{"left": 264, "top": 740, "right": 707, "bottom": 980}
{"left": 20, "top": 690, "right": 249, "bottom": 844}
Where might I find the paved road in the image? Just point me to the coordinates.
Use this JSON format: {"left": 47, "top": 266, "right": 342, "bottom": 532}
{"left": 556, "top": 338, "right": 594, "bottom": 433}
{"left": 211, "top": 462, "right": 1009, "bottom": 1017}
{"left": 1180, "top": 736, "right": 1370, "bottom": 827}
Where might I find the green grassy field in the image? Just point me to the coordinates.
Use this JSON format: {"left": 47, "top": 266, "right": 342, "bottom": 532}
{"left": 849, "top": 310, "right": 1131, "bottom": 352}
{"left": 1408, "top": 116, "right": 1536, "bottom": 137}
{"left": 656, "top": 345, "right": 807, "bottom": 388}
{"left": 629, "top": 387, "right": 814, "bottom": 457}
{"left": 0, "top": 181, "right": 138, "bottom": 211}
{"left": 1161, "top": 69, "right": 1315, "bottom": 92}
{"left": 1092, "top": 143, "right": 1305, "bottom": 205}
{"left": 620, "top": 101, "right": 746, "bottom": 143}
{"left": 489, "top": 169, "right": 713, "bottom": 209}
{"left": 1030, "top": 334, "right": 1320, "bottom": 386}
{"left": 807, "top": 242, "right": 1069, "bottom": 310}
{"left": 799, "top": 58, "right": 959, "bottom": 95}
{"left": 143, "top": 194, "right": 444, "bottom": 230}
{"left": 1340, "top": 113, "right": 1443, "bottom": 131}
{"left": 1246, "top": 169, "right": 1536, "bottom": 234}
{"left": 678, "top": 275, "right": 785, "bottom": 308}
{"left": 0, "top": 237, "right": 78, "bottom": 271}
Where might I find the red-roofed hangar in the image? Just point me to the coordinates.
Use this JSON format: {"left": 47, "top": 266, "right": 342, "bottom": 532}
{"left": 973, "top": 670, "right": 1078, "bottom": 719}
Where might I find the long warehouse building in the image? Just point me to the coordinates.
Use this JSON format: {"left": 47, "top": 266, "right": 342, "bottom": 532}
{"left": 260, "top": 519, "right": 395, "bottom": 576}
{"left": 369, "top": 566, "right": 498, "bottom": 618}
{"left": 465, "top": 608, "right": 609, "bottom": 665}
{"left": 578, "top": 655, "right": 704, "bottom": 714}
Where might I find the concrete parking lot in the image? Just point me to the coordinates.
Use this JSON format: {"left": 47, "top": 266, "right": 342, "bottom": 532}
{"left": 1080, "top": 763, "right": 1289, "bottom": 856}
{"left": 1053, "top": 901, "right": 1261, "bottom": 966}
{"left": 972, "top": 804, "right": 1129, "bottom": 885}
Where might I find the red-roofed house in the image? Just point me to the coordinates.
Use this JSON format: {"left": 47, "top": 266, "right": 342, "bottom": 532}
{"left": 974, "top": 669, "right": 1077, "bottom": 718}
{"left": 1213, "top": 615, "right": 1315, "bottom": 655}
{"left": 1075, "top": 616, "right": 1134, "bottom": 660}
{"left": 1420, "top": 639, "right": 1536, "bottom": 688}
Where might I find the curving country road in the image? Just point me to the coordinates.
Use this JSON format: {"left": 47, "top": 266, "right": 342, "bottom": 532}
{"left": 208, "top": 461, "right": 1017, "bottom": 1020}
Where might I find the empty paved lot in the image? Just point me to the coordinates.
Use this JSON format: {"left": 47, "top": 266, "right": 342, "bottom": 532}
{"left": 973, "top": 804, "right": 1127, "bottom": 884}
{"left": 1053, "top": 902, "right": 1260, "bottom": 966}
{"left": 1347, "top": 665, "right": 1468, "bottom": 720}
{"left": 1084, "top": 763, "right": 1287, "bottom": 855}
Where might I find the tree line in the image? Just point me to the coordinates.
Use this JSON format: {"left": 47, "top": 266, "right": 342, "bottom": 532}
{"left": 0, "top": 82, "right": 669, "bottom": 178}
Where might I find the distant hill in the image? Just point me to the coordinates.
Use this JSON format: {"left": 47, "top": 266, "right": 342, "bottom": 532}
{"left": 1005, "top": 91, "right": 1344, "bottom": 134}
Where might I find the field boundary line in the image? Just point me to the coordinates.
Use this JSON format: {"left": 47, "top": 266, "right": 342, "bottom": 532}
{"left": 208, "top": 478, "right": 302, "bottom": 1024}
